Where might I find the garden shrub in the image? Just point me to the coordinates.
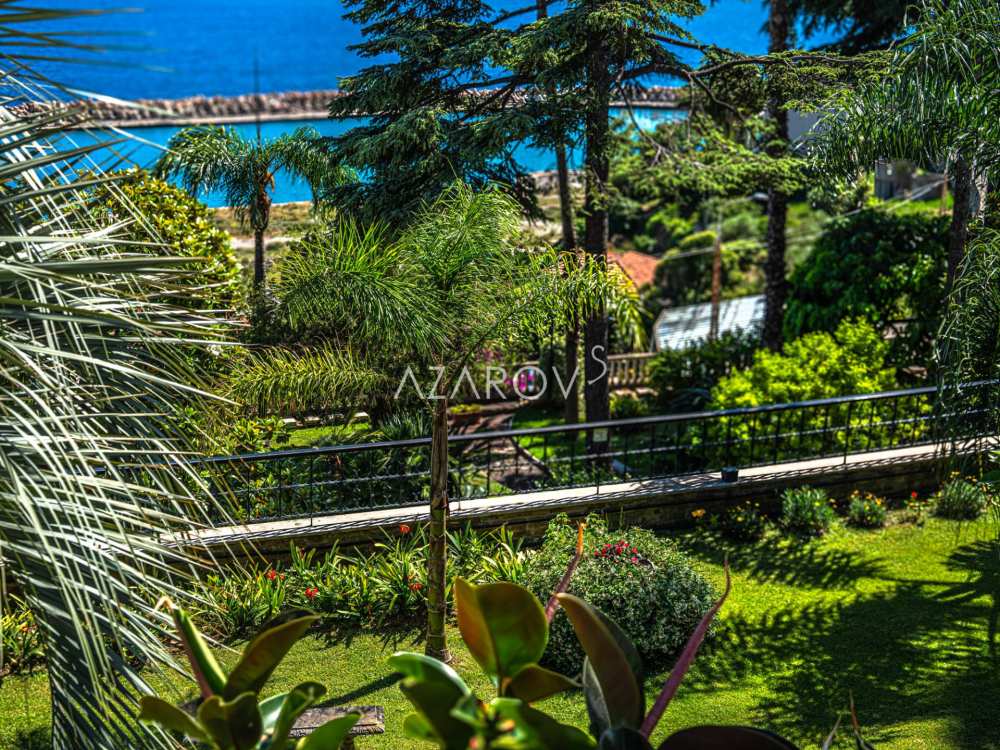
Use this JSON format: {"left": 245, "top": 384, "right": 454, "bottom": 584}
{"left": 522, "top": 514, "right": 716, "bottom": 674}
{"left": 846, "top": 490, "right": 888, "bottom": 528}
{"left": 784, "top": 207, "right": 948, "bottom": 365}
{"left": 610, "top": 392, "right": 650, "bottom": 419}
{"left": 645, "top": 208, "right": 693, "bottom": 250}
{"left": 780, "top": 486, "right": 837, "bottom": 537}
{"left": 715, "top": 500, "right": 768, "bottom": 541}
{"left": 708, "top": 319, "right": 922, "bottom": 464}
{"left": 0, "top": 596, "right": 44, "bottom": 676}
{"left": 678, "top": 229, "right": 717, "bottom": 251}
{"left": 933, "top": 474, "right": 994, "bottom": 520}
{"left": 647, "top": 328, "right": 758, "bottom": 411}
{"left": 94, "top": 170, "right": 241, "bottom": 309}
{"left": 194, "top": 524, "right": 526, "bottom": 640}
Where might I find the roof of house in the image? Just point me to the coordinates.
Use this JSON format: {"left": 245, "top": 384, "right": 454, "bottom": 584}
{"left": 609, "top": 250, "right": 658, "bottom": 290}
{"left": 654, "top": 294, "right": 764, "bottom": 351}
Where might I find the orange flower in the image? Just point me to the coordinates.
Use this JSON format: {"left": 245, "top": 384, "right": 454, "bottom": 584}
{"left": 409, "top": 582, "right": 423, "bottom": 591}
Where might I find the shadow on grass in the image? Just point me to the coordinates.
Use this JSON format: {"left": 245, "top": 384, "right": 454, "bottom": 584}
{"left": 678, "top": 529, "right": 887, "bottom": 590}
{"left": 683, "top": 541, "right": 1000, "bottom": 749}
{"left": 12, "top": 727, "right": 49, "bottom": 750}
{"left": 320, "top": 619, "right": 424, "bottom": 654}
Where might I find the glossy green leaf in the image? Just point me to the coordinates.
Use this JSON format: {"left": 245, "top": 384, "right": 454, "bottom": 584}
{"left": 296, "top": 714, "right": 360, "bottom": 750}
{"left": 197, "top": 692, "right": 262, "bottom": 750}
{"left": 259, "top": 691, "right": 290, "bottom": 734}
{"left": 390, "top": 652, "right": 475, "bottom": 747}
{"left": 168, "top": 599, "right": 227, "bottom": 697}
{"left": 507, "top": 664, "right": 578, "bottom": 703}
{"left": 224, "top": 613, "right": 319, "bottom": 699}
{"left": 557, "top": 594, "right": 644, "bottom": 730}
{"left": 270, "top": 681, "right": 327, "bottom": 749}
{"left": 138, "top": 696, "right": 208, "bottom": 741}
{"left": 401, "top": 712, "right": 438, "bottom": 742}
{"left": 599, "top": 726, "right": 655, "bottom": 750}
{"left": 491, "top": 697, "right": 596, "bottom": 750}
{"left": 582, "top": 606, "right": 645, "bottom": 736}
{"left": 454, "top": 577, "right": 548, "bottom": 689}
{"left": 658, "top": 725, "right": 800, "bottom": 749}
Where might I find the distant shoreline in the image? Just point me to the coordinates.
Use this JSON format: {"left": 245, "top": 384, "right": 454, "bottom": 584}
{"left": 11, "top": 87, "right": 685, "bottom": 129}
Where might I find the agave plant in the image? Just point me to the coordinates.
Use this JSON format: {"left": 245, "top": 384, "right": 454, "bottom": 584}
{"left": 140, "top": 600, "right": 358, "bottom": 750}
{"left": 0, "top": 4, "right": 237, "bottom": 748}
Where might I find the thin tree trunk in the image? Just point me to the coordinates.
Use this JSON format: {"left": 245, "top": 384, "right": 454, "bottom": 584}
{"left": 564, "top": 312, "right": 580, "bottom": 424}
{"left": 709, "top": 228, "right": 723, "bottom": 341}
{"left": 582, "top": 21, "right": 611, "bottom": 431}
{"left": 253, "top": 228, "right": 266, "bottom": 288}
{"left": 425, "top": 379, "right": 451, "bottom": 662}
{"left": 946, "top": 155, "right": 974, "bottom": 291}
{"left": 762, "top": 0, "right": 789, "bottom": 351}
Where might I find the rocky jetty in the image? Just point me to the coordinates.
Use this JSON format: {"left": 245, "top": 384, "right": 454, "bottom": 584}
{"left": 10, "top": 86, "right": 684, "bottom": 127}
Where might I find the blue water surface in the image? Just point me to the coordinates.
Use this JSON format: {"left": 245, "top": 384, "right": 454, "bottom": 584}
{"left": 32, "top": 0, "right": 832, "bottom": 204}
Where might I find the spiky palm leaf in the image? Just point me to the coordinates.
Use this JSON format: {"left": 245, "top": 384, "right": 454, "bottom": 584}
{"left": 0, "top": 6, "right": 233, "bottom": 749}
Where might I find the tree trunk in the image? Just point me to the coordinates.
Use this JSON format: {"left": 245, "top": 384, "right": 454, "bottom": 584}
{"left": 425, "top": 381, "right": 451, "bottom": 662}
{"left": 582, "top": 20, "right": 611, "bottom": 429}
{"left": 564, "top": 313, "right": 580, "bottom": 424}
{"left": 253, "top": 228, "right": 266, "bottom": 288}
{"left": 762, "top": 0, "right": 790, "bottom": 351}
{"left": 946, "top": 155, "right": 974, "bottom": 291}
{"left": 709, "top": 229, "right": 723, "bottom": 341}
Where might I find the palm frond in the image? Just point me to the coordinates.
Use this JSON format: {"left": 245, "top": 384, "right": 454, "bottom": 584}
{"left": 227, "top": 344, "right": 386, "bottom": 417}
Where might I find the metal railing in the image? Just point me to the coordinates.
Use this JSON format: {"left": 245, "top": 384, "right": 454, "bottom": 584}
{"left": 190, "top": 382, "right": 995, "bottom": 524}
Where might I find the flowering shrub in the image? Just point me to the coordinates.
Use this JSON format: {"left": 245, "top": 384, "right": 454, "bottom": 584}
{"left": 933, "top": 473, "right": 994, "bottom": 520}
{"left": 522, "top": 514, "right": 716, "bottom": 674}
{"left": 900, "top": 490, "right": 930, "bottom": 525}
{"left": 195, "top": 524, "right": 526, "bottom": 641}
{"left": 0, "top": 596, "right": 44, "bottom": 676}
{"left": 780, "top": 486, "right": 837, "bottom": 537}
{"left": 846, "top": 490, "right": 887, "bottom": 528}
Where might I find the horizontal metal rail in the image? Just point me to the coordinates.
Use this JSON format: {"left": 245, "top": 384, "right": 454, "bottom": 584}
{"left": 178, "top": 382, "right": 996, "bottom": 525}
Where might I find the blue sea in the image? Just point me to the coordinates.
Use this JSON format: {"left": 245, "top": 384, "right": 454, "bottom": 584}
{"left": 32, "top": 1, "right": 833, "bottom": 204}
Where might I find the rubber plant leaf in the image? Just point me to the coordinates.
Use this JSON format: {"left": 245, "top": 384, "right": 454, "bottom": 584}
{"left": 138, "top": 696, "right": 208, "bottom": 742}
{"left": 224, "top": 612, "right": 319, "bottom": 699}
{"left": 296, "top": 714, "right": 360, "bottom": 750}
{"left": 454, "top": 577, "right": 548, "bottom": 691}
{"left": 657, "top": 725, "right": 799, "bottom": 749}
{"left": 556, "top": 593, "right": 644, "bottom": 730}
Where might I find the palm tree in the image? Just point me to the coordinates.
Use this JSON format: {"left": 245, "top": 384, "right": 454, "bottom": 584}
{"left": 813, "top": 0, "right": 1000, "bottom": 288}
{"left": 155, "top": 125, "right": 347, "bottom": 288}
{"left": 0, "top": 6, "right": 236, "bottom": 749}
{"left": 228, "top": 183, "right": 642, "bottom": 660}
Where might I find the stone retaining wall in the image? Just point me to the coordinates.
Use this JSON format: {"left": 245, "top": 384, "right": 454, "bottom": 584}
{"left": 8, "top": 86, "right": 684, "bottom": 128}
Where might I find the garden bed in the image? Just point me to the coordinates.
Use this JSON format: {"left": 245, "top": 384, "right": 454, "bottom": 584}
{"left": 3, "top": 515, "right": 998, "bottom": 749}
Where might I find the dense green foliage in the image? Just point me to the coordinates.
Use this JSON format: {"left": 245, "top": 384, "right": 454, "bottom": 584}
{"left": 932, "top": 475, "right": 994, "bottom": 520}
{"left": 522, "top": 515, "right": 715, "bottom": 675}
{"left": 711, "top": 319, "right": 896, "bottom": 409}
{"left": 784, "top": 207, "right": 949, "bottom": 363}
{"left": 647, "top": 329, "right": 759, "bottom": 412}
{"left": 194, "top": 527, "right": 525, "bottom": 640}
{"left": 96, "top": 171, "right": 241, "bottom": 309}
{"left": 780, "top": 486, "right": 837, "bottom": 537}
{"left": 845, "top": 490, "right": 888, "bottom": 529}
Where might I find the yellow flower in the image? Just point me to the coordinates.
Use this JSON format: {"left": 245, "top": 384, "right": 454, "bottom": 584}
{"left": 691, "top": 508, "right": 706, "bottom": 519}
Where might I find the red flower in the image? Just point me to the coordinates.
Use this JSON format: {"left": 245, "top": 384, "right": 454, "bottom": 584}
{"left": 265, "top": 569, "right": 277, "bottom": 581}
{"left": 399, "top": 524, "right": 411, "bottom": 535}
{"left": 409, "top": 582, "right": 424, "bottom": 591}
{"left": 911, "top": 491, "right": 919, "bottom": 499}
{"left": 631, "top": 556, "right": 639, "bottom": 564}
{"left": 304, "top": 587, "right": 318, "bottom": 600}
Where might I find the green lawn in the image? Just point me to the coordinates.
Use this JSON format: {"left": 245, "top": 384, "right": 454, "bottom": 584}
{"left": 3, "top": 517, "right": 999, "bottom": 749}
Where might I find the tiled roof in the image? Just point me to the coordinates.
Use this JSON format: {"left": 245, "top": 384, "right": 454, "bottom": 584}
{"left": 609, "top": 250, "right": 658, "bottom": 290}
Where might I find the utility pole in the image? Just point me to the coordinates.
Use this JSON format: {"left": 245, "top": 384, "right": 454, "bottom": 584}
{"left": 709, "top": 218, "right": 723, "bottom": 341}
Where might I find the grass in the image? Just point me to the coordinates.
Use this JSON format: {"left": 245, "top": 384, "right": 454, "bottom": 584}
{"left": 3, "top": 516, "right": 999, "bottom": 749}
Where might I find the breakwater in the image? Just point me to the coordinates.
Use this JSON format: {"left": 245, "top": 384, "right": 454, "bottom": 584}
{"left": 12, "top": 86, "right": 684, "bottom": 128}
